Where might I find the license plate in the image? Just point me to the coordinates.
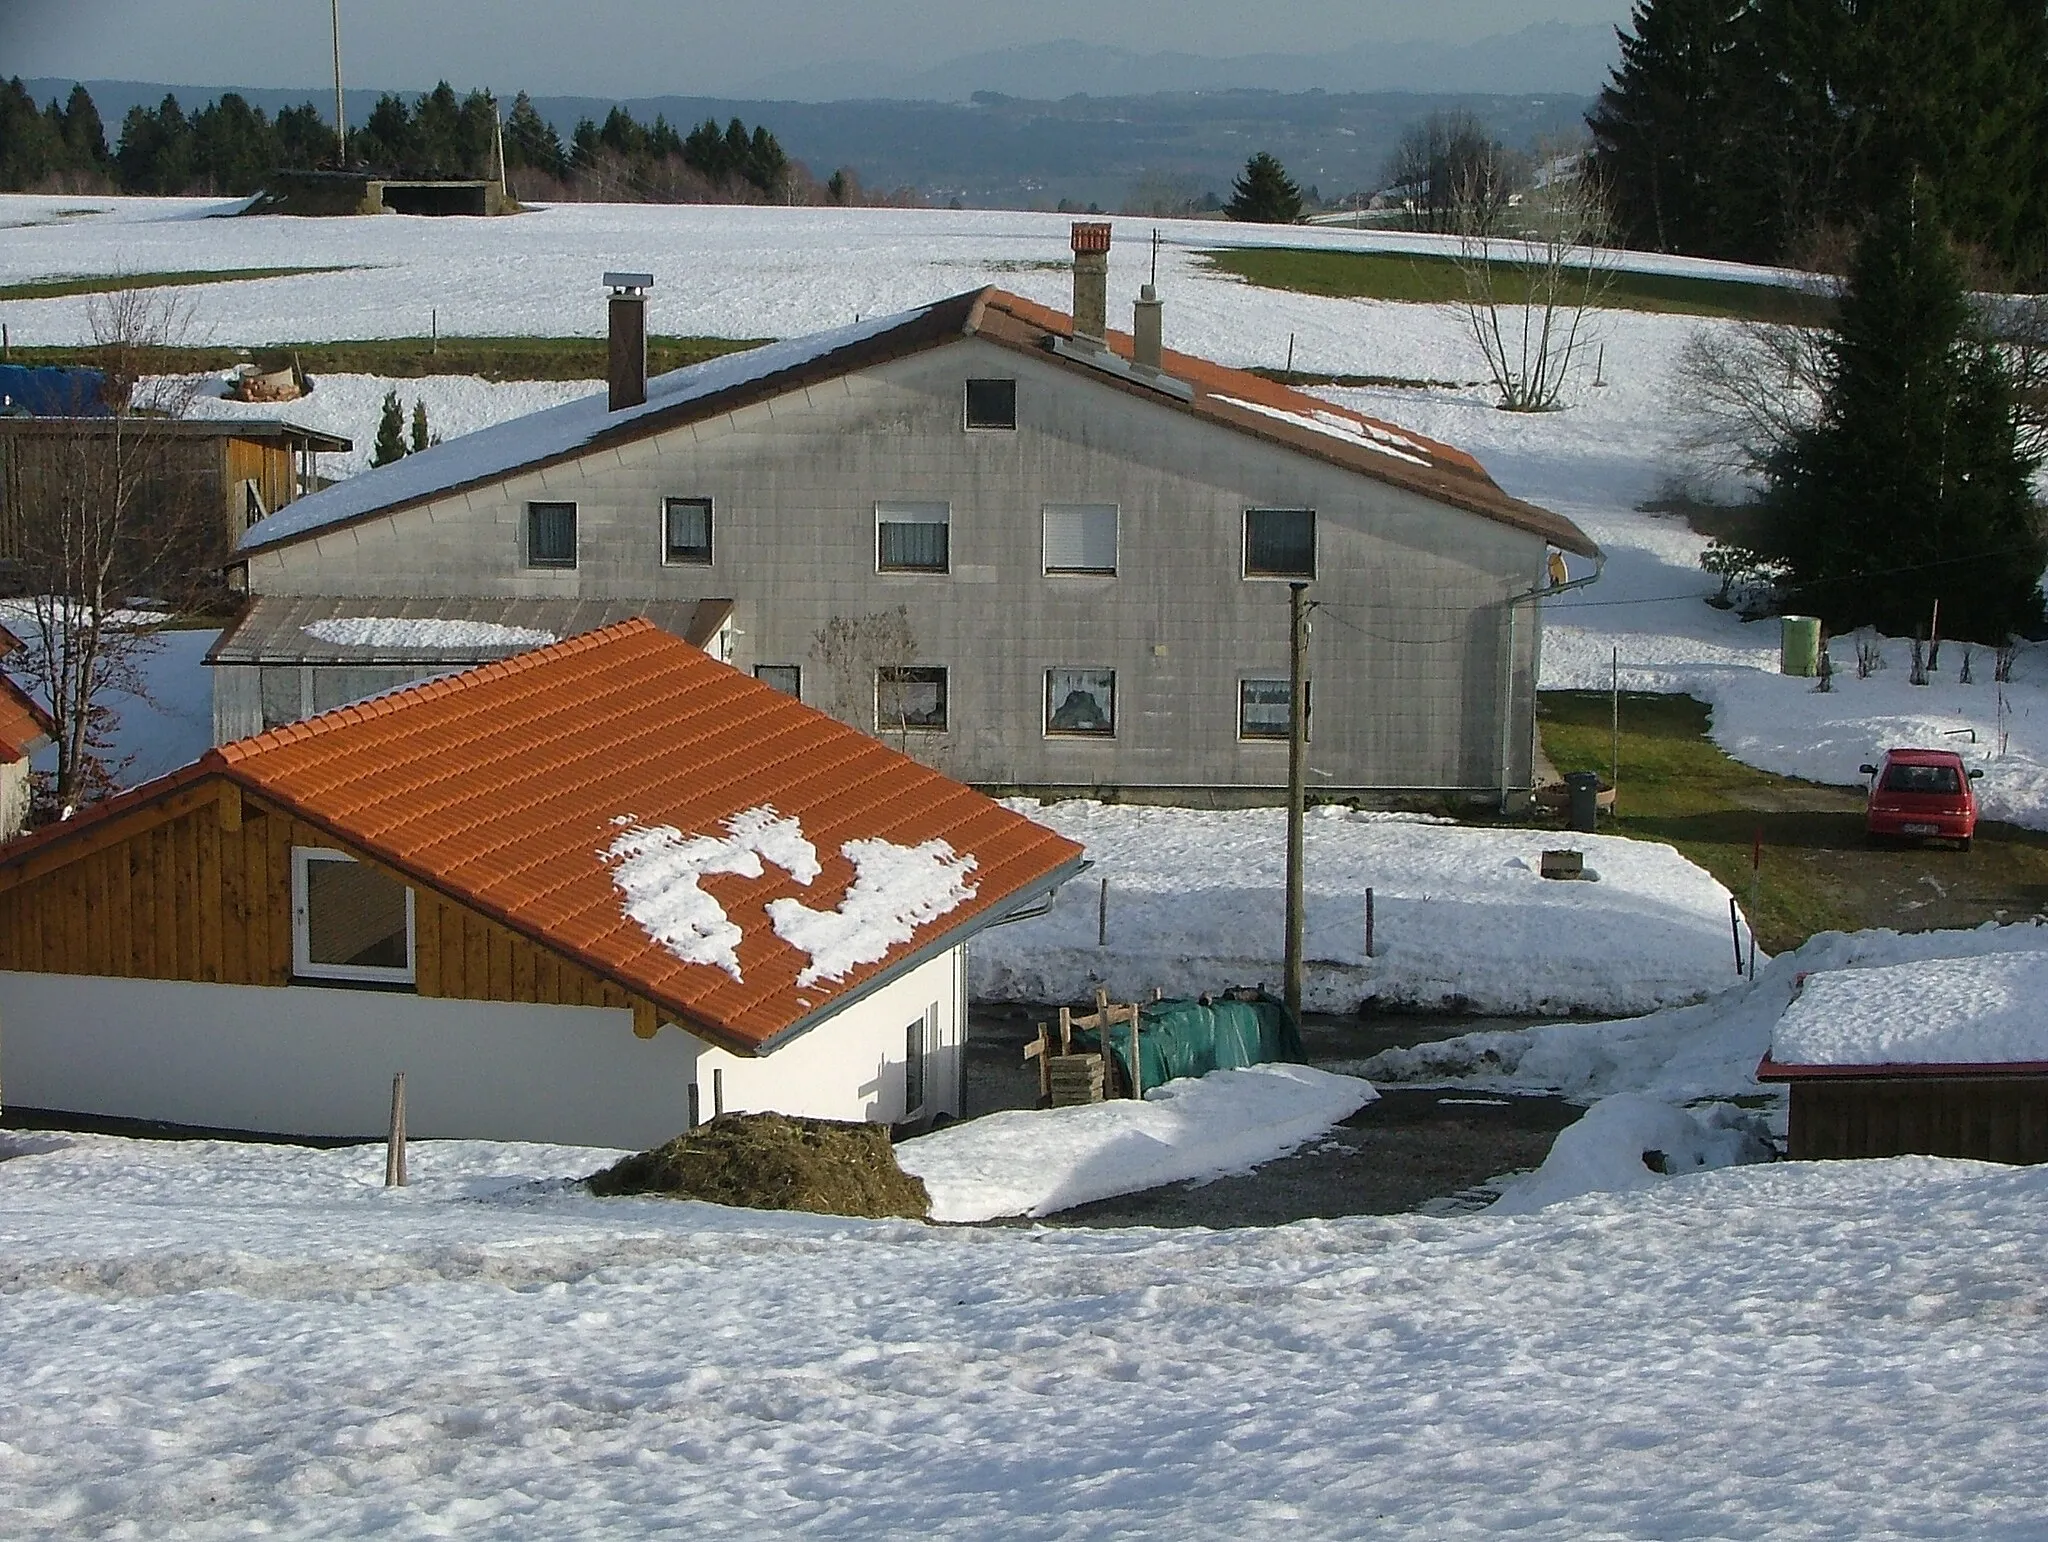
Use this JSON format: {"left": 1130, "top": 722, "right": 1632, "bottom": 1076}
{"left": 1901, "top": 823, "right": 1940, "bottom": 835}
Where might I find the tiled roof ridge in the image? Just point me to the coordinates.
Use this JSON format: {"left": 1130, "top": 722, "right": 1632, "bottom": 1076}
{"left": 214, "top": 617, "right": 660, "bottom": 768}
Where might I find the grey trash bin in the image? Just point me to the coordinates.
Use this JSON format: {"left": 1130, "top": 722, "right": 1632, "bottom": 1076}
{"left": 1564, "top": 771, "right": 1602, "bottom": 833}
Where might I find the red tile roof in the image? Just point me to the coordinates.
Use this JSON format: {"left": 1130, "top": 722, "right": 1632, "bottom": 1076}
{"left": 0, "top": 671, "right": 55, "bottom": 763}
{"left": 1, "top": 622, "right": 1084, "bottom": 1054}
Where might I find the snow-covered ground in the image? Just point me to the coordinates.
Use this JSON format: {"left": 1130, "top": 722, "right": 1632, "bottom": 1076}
{"left": 897, "top": 1063, "right": 1375, "bottom": 1222}
{"left": 1772, "top": 951, "right": 2048, "bottom": 1066}
{"left": 5, "top": 1126, "right": 2048, "bottom": 1537}
{"left": 971, "top": 801, "right": 1748, "bottom": 1016}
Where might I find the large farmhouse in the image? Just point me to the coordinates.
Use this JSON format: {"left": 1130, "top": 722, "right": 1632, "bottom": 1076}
{"left": 0, "top": 621, "right": 1083, "bottom": 1147}
{"left": 215, "top": 226, "right": 1599, "bottom": 804}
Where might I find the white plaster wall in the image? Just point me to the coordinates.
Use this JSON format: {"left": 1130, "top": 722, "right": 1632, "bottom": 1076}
{"left": 0, "top": 972, "right": 696, "bottom": 1148}
{"left": 688, "top": 948, "right": 965, "bottom": 1125}
{"left": 0, "top": 759, "right": 32, "bottom": 840}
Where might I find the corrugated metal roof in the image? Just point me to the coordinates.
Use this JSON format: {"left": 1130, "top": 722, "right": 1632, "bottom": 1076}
{"left": 206, "top": 596, "right": 726, "bottom": 666}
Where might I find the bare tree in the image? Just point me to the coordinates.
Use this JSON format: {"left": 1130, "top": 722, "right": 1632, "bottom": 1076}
{"left": 6, "top": 288, "right": 204, "bottom": 817}
{"left": 1383, "top": 110, "right": 1518, "bottom": 235}
{"left": 1670, "top": 315, "right": 1831, "bottom": 483}
{"left": 1452, "top": 150, "right": 1616, "bottom": 412}
{"left": 809, "top": 607, "right": 918, "bottom": 743}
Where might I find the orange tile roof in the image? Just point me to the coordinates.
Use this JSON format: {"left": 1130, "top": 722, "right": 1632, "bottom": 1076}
{"left": 0, "top": 673, "right": 55, "bottom": 763}
{"left": 2, "top": 622, "right": 1084, "bottom": 1054}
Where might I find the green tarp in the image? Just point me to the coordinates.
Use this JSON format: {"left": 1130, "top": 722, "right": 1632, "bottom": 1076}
{"left": 1080, "top": 994, "right": 1304, "bottom": 1093}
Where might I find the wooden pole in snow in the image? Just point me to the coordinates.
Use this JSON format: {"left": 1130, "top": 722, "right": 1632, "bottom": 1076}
{"left": 384, "top": 1072, "right": 407, "bottom": 1187}
{"left": 1365, "top": 886, "right": 1374, "bottom": 960}
{"left": 1283, "top": 581, "right": 1310, "bottom": 1021}
{"left": 1097, "top": 877, "right": 1108, "bottom": 947}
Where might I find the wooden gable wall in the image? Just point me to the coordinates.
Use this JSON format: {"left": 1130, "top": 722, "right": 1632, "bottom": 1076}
{"left": 0, "top": 780, "right": 637, "bottom": 1014}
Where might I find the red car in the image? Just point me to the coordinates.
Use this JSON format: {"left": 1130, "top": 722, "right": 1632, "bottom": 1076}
{"left": 1859, "top": 748, "right": 1983, "bottom": 849}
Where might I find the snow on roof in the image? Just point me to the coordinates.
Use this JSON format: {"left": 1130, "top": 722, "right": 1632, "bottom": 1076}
{"left": 1209, "top": 394, "right": 1431, "bottom": 466}
{"left": 237, "top": 303, "right": 938, "bottom": 552}
{"left": 301, "top": 617, "right": 558, "bottom": 651}
{"left": 1771, "top": 954, "right": 2048, "bottom": 1067}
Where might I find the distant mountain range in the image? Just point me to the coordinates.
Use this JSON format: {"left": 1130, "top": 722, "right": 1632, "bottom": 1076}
{"left": 736, "top": 24, "right": 1619, "bottom": 102}
{"left": 23, "top": 78, "right": 1598, "bottom": 212}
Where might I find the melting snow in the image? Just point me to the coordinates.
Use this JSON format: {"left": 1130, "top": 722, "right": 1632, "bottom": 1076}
{"left": 1210, "top": 394, "right": 1432, "bottom": 465}
{"left": 300, "top": 617, "right": 558, "bottom": 650}
{"left": 602, "top": 806, "right": 818, "bottom": 980}
{"left": 768, "top": 836, "right": 978, "bottom": 987}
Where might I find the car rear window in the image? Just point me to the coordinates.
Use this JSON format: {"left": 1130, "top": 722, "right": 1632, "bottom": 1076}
{"left": 1881, "top": 762, "right": 1962, "bottom": 795}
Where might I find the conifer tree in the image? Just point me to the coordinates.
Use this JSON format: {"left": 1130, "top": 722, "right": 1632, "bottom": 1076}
{"left": 1225, "top": 152, "right": 1303, "bottom": 224}
{"left": 410, "top": 399, "right": 430, "bottom": 454}
{"left": 372, "top": 390, "right": 408, "bottom": 467}
{"left": 1769, "top": 185, "right": 2044, "bottom": 640}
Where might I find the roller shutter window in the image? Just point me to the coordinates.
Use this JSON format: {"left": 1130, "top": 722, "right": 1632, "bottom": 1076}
{"left": 877, "top": 502, "right": 951, "bottom": 573}
{"left": 1042, "top": 503, "right": 1118, "bottom": 575}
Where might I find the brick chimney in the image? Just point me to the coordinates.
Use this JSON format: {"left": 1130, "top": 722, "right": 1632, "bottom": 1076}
{"left": 605, "top": 271, "right": 653, "bottom": 411}
{"left": 1069, "top": 222, "right": 1110, "bottom": 346}
{"left": 1132, "top": 283, "right": 1163, "bottom": 372}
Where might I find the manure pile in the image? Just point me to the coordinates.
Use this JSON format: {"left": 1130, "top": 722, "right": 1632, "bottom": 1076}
{"left": 588, "top": 1112, "right": 931, "bottom": 1220}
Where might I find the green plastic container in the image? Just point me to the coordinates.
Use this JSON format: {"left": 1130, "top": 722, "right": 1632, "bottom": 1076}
{"left": 1780, "top": 615, "right": 1822, "bottom": 677}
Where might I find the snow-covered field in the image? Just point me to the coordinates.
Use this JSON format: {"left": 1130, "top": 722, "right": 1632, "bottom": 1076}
{"left": 5, "top": 1126, "right": 2048, "bottom": 1538}
{"left": 972, "top": 801, "right": 1747, "bottom": 1016}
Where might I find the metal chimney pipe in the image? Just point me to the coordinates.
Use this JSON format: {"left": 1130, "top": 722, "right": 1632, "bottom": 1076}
{"left": 605, "top": 271, "right": 653, "bottom": 412}
{"left": 1133, "top": 282, "right": 1163, "bottom": 372}
{"left": 1070, "top": 222, "right": 1111, "bottom": 346}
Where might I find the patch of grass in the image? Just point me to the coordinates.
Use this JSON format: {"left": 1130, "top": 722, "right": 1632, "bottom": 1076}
{"left": 1540, "top": 691, "right": 2048, "bottom": 953}
{"left": 587, "top": 1111, "right": 931, "bottom": 1219}
{"left": 1200, "top": 247, "right": 1836, "bottom": 327}
{"left": 0, "top": 267, "right": 357, "bottom": 302}
{"left": 7, "top": 335, "right": 767, "bottom": 382}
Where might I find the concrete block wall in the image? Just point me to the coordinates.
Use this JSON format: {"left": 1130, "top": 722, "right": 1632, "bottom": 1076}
{"left": 240, "top": 337, "right": 1548, "bottom": 795}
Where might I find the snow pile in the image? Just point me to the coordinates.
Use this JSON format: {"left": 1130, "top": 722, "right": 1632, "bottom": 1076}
{"left": 896, "top": 1063, "right": 1375, "bottom": 1221}
{"left": 768, "top": 836, "right": 977, "bottom": 987}
{"left": 1491, "top": 1093, "right": 1773, "bottom": 1214}
{"left": 970, "top": 800, "right": 1744, "bottom": 1016}
{"left": 1359, "top": 921, "right": 2048, "bottom": 1108}
{"left": 602, "top": 806, "right": 819, "bottom": 979}
{"left": 1773, "top": 953, "right": 2048, "bottom": 1066}
{"left": 300, "top": 616, "right": 558, "bottom": 650}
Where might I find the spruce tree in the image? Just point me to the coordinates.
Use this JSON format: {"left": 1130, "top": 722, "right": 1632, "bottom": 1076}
{"left": 372, "top": 390, "right": 408, "bottom": 467}
{"left": 410, "top": 399, "right": 430, "bottom": 454}
{"left": 1770, "top": 186, "right": 2044, "bottom": 640}
{"left": 1225, "top": 152, "right": 1303, "bottom": 224}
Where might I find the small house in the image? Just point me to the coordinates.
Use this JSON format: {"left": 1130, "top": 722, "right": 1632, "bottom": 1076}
{"left": 0, "top": 625, "right": 55, "bottom": 840}
{"left": 1758, "top": 954, "right": 2048, "bottom": 1163}
{"left": 0, "top": 620, "right": 1083, "bottom": 1147}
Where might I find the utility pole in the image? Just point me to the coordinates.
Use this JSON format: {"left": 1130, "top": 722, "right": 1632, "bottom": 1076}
{"left": 331, "top": 0, "right": 348, "bottom": 166}
{"left": 1284, "top": 580, "right": 1310, "bottom": 1020}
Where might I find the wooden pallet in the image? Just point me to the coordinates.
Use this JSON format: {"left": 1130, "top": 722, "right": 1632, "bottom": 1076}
{"left": 1024, "top": 988, "right": 1149, "bottom": 1104}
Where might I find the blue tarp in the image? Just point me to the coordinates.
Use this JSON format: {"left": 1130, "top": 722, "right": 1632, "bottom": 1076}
{"left": 0, "top": 365, "right": 110, "bottom": 417}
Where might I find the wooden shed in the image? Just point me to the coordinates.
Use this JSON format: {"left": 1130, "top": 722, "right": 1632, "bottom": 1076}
{"left": 1757, "top": 1057, "right": 2048, "bottom": 1163}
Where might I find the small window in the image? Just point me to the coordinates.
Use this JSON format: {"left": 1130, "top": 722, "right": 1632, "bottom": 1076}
{"left": 877, "top": 665, "right": 948, "bottom": 732}
{"left": 526, "top": 501, "right": 577, "bottom": 569}
{"left": 877, "top": 502, "right": 951, "bottom": 573}
{"left": 964, "top": 378, "right": 1017, "bottom": 430}
{"left": 663, "top": 497, "right": 713, "bottom": 565}
{"left": 1245, "top": 507, "right": 1316, "bottom": 579}
{"left": 904, "top": 1012, "right": 928, "bottom": 1117}
{"left": 1046, "top": 667, "right": 1116, "bottom": 736}
{"left": 1042, "top": 503, "right": 1118, "bottom": 576}
{"left": 292, "top": 848, "right": 414, "bottom": 985}
{"left": 755, "top": 664, "right": 801, "bottom": 696}
{"left": 1240, "top": 678, "right": 1311, "bottom": 741}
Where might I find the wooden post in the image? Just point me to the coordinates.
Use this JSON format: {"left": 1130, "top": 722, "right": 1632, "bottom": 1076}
{"left": 1730, "top": 895, "right": 1744, "bottom": 973}
{"left": 1364, "top": 886, "right": 1375, "bottom": 959}
{"left": 384, "top": 1072, "right": 407, "bottom": 1187}
{"left": 1284, "top": 581, "right": 1309, "bottom": 1020}
{"left": 1129, "top": 1012, "right": 1143, "bottom": 1099}
{"left": 1059, "top": 1006, "right": 1072, "bottom": 1054}
{"left": 1097, "top": 877, "right": 1109, "bottom": 947}
{"left": 688, "top": 1082, "right": 700, "bottom": 1129}
{"left": 1036, "top": 1022, "right": 1052, "bottom": 1103}
{"left": 713, "top": 1067, "right": 725, "bottom": 1118}
{"left": 1610, "top": 646, "right": 1620, "bottom": 813}
{"left": 1749, "top": 827, "right": 1762, "bottom": 978}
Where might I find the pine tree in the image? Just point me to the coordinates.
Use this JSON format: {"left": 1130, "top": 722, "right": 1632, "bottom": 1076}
{"left": 410, "top": 399, "right": 430, "bottom": 454}
{"left": 372, "top": 390, "right": 408, "bottom": 467}
{"left": 1225, "top": 152, "right": 1303, "bottom": 224}
{"left": 1589, "top": 0, "right": 1758, "bottom": 258}
{"left": 1770, "top": 185, "right": 2044, "bottom": 640}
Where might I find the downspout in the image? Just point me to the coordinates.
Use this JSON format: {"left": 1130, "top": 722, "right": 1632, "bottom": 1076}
{"left": 1498, "top": 554, "right": 1605, "bottom": 813}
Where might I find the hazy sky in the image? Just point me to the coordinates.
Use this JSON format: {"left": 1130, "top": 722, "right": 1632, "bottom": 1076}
{"left": 6, "top": 0, "right": 1634, "bottom": 95}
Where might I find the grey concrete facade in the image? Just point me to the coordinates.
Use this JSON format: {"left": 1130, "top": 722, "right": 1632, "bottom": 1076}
{"left": 232, "top": 337, "right": 1552, "bottom": 800}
